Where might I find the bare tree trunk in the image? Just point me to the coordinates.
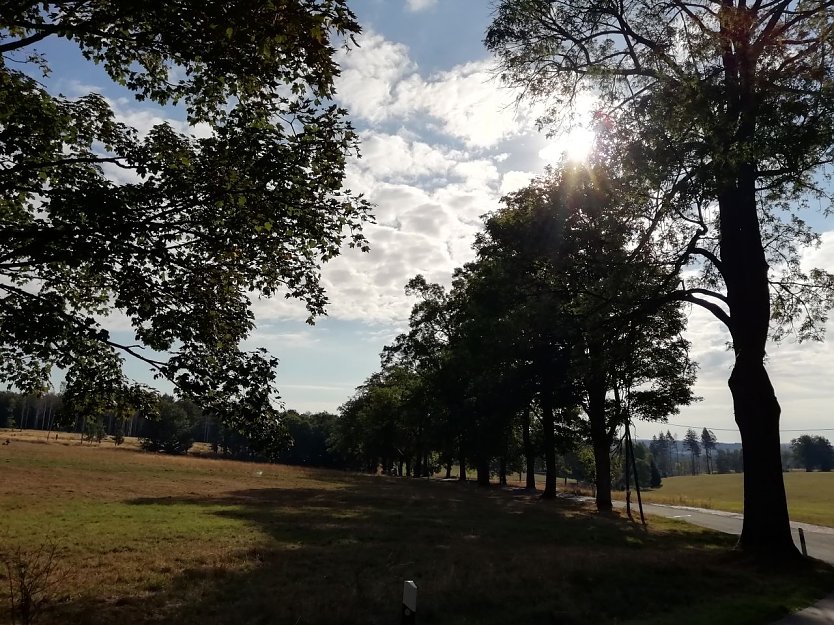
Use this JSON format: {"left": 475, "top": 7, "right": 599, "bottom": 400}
{"left": 458, "top": 436, "right": 466, "bottom": 481}
{"left": 586, "top": 348, "right": 612, "bottom": 512}
{"left": 541, "top": 390, "right": 557, "bottom": 499}
{"left": 732, "top": 358, "right": 795, "bottom": 557}
{"left": 477, "top": 459, "right": 490, "bottom": 487}
{"left": 522, "top": 406, "right": 536, "bottom": 490}
{"left": 719, "top": 160, "right": 797, "bottom": 558}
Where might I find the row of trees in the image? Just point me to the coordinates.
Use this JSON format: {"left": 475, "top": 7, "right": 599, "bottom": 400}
{"left": 484, "top": 0, "right": 834, "bottom": 557}
{"left": 334, "top": 0, "right": 834, "bottom": 558}
{"left": 335, "top": 164, "right": 699, "bottom": 510}
{"left": 0, "top": 388, "right": 338, "bottom": 462}
{"left": 791, "top": 435, "right": 834, "bottom": 472}
{"left": 650, "top": 428, "right": 726, "bottom": 476}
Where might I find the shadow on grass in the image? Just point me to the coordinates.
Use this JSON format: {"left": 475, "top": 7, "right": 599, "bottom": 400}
{"left": 46, "top": 476, "right": 834, "bottom": 625}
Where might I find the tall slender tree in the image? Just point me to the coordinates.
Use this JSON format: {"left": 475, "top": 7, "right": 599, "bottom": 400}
{"left": 701, "top": 428, "right": 718, "bottom": 474}
{"left": 683, "top": 429, "right": 702, "bottom": 476}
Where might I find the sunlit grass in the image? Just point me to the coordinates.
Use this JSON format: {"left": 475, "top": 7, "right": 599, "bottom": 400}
{"left": 631, "top": 473, "right": 834, "bottom": 527}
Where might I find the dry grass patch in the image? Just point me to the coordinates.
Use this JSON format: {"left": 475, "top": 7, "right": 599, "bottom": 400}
{"left": 1, "top": 439, "right": 832, "bottom": 625}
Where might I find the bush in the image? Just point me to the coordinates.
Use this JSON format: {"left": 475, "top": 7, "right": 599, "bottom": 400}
{"left": 139, "top": 398, "right": 196, "bottom": 455}
{"left": 1, "top": 544, "right": 64, "bottom": 625}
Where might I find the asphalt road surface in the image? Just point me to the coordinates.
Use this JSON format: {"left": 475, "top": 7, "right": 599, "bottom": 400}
{"left": 618, "top": 500, "right": 834, "bottom": 565}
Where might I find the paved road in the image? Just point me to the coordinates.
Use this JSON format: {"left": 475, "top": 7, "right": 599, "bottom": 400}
{"left": 539, "top": 491, "right": 834, "bottom": 622}
{"left": 617, "top": 500, "right": 834, "bottom": 565}
{"left": 615, "top": 500, "right": 834, "bottom": 624}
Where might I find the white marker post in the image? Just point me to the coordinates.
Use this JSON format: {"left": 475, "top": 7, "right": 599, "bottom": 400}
{"left": 402, "top": 580, "right": 417, "bottom": 625}
{"left": 799, "top": 528, "right": 808, "bottom": 556}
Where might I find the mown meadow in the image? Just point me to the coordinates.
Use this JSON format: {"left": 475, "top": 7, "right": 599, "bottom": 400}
{"left": 627, "top": 473, "right": 834, "bottom": 527}
{"left": 1, "top": 434, "right": 832, "bottom": 625}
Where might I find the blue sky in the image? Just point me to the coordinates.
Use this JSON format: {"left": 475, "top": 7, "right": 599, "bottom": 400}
{"left": 34, "top": 0, "right": 834, "bottom": 443}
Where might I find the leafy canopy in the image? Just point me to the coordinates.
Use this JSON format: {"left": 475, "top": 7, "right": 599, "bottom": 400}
{"left": 0, "top": 1, "right": 371, "bottom": 448}
{"left": 486, "top": 0, "right": 834, "bottom": 342}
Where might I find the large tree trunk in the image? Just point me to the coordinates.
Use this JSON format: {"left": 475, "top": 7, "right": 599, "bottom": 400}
{"left": 458, "top": 436, "right": 466, "bottom": 481}
{"left": 540, "top": 390, "right": 557, "bottom": 499}
{"left": 713, "top": 21, "right": 798, "bottom": 558}
{"left": 522, "top": 406, "right": 537, "bottom": 490}
{"left": 586, "top": 348, "right": 612, "bottom": 512}
{"left": 730, "top": 358, "right": 795, "bottom": 556}
{"left": 719, "top": 159, "right": 797, "bottom": 558}
{"left": 414, "top": 423, "right": 423, "bottom": 477}
{"left": 477, "top": 459, "right": 491, "bottom": 487}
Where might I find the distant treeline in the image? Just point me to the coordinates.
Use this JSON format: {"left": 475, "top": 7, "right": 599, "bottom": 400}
{"left": 0, "top": 390, "right": 341, "bottom": 465}
{"left": 3, "top": 391, "right": 830, "bottom": 478}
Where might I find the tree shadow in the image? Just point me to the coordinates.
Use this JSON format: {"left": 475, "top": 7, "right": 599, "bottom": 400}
{"left": 40, "top": 476, "right": 832, "bottom": 625}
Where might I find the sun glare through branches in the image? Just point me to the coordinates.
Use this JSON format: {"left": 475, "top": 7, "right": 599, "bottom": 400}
{"left": 538, "top": 126, "right": 596, "bottom": 164}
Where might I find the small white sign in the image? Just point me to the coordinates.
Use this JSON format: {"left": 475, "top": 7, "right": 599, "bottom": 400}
{"left": 403, "top": 580, "right": 418, "bottom": 612}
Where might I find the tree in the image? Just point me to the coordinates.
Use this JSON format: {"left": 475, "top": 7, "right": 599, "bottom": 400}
{"left": 715, "top": 449, "right": 732, "bottom": 475}
{"left": 666, "top": 431, "right": 679, "bottom": 477}
{"left": 701, "top": 428, "right": 717, "bottom": 475}
{"left": 649, "top": 432, "right": 670, "bottom": 477}
{"left": 683, "top": 429, "right": 702, "bottom": 476}
{"left": 332, "top": 365, "right": 422, "bottom": 475}
{"left": 277, "top": 411, "right": 342, "bottom": 468}
{"left": 1, "top": 2, "right": 371, "bottom": 448}
{"left": 480, "top": 166, "right": 697, "bottom": 509}
{"left": 821, "top": 438, "right": 834, "bottom": 472}
{"left": 487, "top": 0, "right": 834, "bottom": 558}
{"left": 139, "top": 396, "right": 199, "bottom": 455}
{"left": 791, "top": 434, "right": 834, "bottom": 472}
{"left": 649, "top": 457, "right": 662, "bottom": 489}
{"left": 383, "top": 276, "right": 468, "bottom": 480}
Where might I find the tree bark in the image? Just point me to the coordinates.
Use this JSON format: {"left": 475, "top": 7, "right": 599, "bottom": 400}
{"left": 522, "top": 406, "right": 537, "bottom": 490}
{"left": 586, "top": 347, "right": 612, "bottom": 512}
{"left": 458, "top": 436, "right": 466, "bottom": 481}
{"left": 540, "top": 390, "right": 557, "bottom": 499}
{"left": 730, "top": 358, "right": 795, "bottom": 556}
{"left": 713, "top": 16, "right": 798, "bottom": 559}
{"left": 477, "top": 459, "right": 490, "bottom": 487}
{"left": 718, "top": 163, "right": 797, "bottom": 557}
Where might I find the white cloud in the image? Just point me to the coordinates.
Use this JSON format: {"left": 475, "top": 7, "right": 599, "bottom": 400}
{"left": 336, "top": 33, "right": 535, "bottom": 148}
{"left": 500, "top": 170, "right": 536, "bottom": 195}
{"left": 356, "top": 131, "right": 459, "bottom": 182}
{"left": 335, "top": 33, "right": 415, "bottom": 122}
{"left": 406, "top": 0, "right": 437, "bottom": 11}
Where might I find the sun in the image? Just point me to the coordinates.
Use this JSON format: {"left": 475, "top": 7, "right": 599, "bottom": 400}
{"left": 539, "top": 126, "right": 596, "bottom": 164}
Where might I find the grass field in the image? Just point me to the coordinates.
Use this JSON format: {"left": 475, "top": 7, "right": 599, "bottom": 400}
{"left": 1, "top": 433, "right": 833, "bottom": 625}
{"left": 627, "top": 473, "right": 834, "bottom": 527}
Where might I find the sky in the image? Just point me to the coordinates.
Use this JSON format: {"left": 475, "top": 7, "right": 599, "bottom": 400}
{"left": 33, "top": 0, "right": 834, "bottom": 443}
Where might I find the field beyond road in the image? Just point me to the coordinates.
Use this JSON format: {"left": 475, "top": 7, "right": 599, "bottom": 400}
{"left": 629, "top": 473, "right": 834, "bottom": 527}
{"left": 1, "top": 437, "right": 833, "bottom": 625}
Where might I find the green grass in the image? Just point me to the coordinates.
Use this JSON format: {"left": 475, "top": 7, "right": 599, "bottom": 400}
{"left": 1, "top": 440, "right": 833, "bottom": 625}
{"left": 631, "top": 472, "right": 834, "bottom": 527}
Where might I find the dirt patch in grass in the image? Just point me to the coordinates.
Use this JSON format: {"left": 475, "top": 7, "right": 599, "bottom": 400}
{"left": 1, "top": 440, "right": 832, "bottom": 625}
